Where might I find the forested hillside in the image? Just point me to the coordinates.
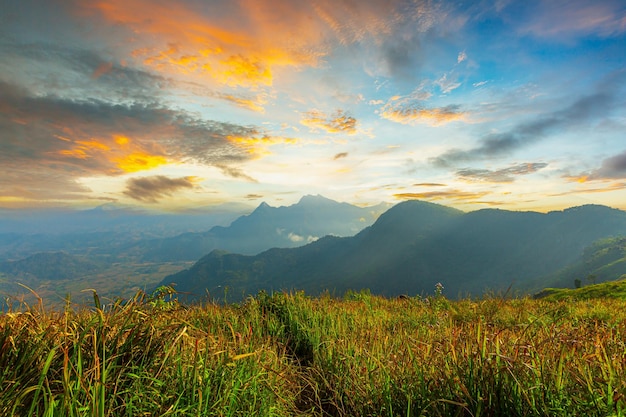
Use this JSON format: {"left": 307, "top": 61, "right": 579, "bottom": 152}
{"left": 161, "top": 201, "right": 626, "bottom": 302}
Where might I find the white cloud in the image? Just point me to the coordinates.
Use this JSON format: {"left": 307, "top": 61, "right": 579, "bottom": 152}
{"left": 287, "top": 232, "right": 318, "bottom": 243}
{"left": 436, "top": 73, "right": 461, "bottom": 94}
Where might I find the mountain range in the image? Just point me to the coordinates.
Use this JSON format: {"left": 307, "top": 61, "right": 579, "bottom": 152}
{"left": 0, "top": 196, "right": 390, "bottom": 307}
{"left": 0, "top": 196, "right": 389, "bottom": 263}
{"left": 0, "top": 202, "right": 250, "bottom": 236}
{"left": 159, "top": 200, "right": 626, "bottom": 302}
{"left": 127, "top": 195, "right": 391, "bottom": 261}
{"left": 0, "top": 203, "right": 251, "bottom": 261}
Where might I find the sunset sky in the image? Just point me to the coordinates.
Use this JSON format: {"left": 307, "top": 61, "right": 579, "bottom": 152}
{"left": 1, "top": 0, "right": 625, "bottom": 212}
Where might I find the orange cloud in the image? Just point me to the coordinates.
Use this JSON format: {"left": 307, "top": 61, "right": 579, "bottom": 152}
{"left": 301, "top": 109, "right": 358, "bottom": 134}
{"left": 381, "top": 106, "right": 467, "bottom": 126}
{"left": 218, "top": 55, "right": 272, "bottom": 87}
{"left": 57, "top": 139, "right": 111, "bottom": 159}
{"left": 394, "top": 190, "right": 490, "bottom": 201}
{"left": 114, "top": 152, "right": 168, "bottom": 173}
{"left": 215, "top": 93, "right": 267, "bottom": 113}
{"left": 57, "top": 133, "right": 168, "bottom": 173}
{"left": 563, "top": 174, "right": 589, "bottom": 183}
{"left": 0, "top": 83, "right": 263, "bottom": 203}
{"left": 379, "top": 85, "right": 467, "bottom": 126}
{"left": 78, "top": 140, "right": 111, "bottom": 151}
{"left": 80, "top": 0, "right": 326, "bottom": 89}
{"left": 228, "top": 135, "right": 298, "bottom": 158}
{"left": 79, "top": 0, "right": 440, "bottom": 89}
{"left": 114, "top": 135, "right": 129, "bottom": 145}
{"left": 143, "top": 45, "right": 190, "bottom": 71}
{"left": 108, "top": 135, "right": 169, "bottom": 172}
{"left": 58, "top": 149, "right": 89, "bottom": 159}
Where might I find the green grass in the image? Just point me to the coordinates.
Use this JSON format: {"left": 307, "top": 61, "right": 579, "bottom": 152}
{"left": 1, "top": 288, "right": 625, "bottom": 416}
{"left": 535, "top": 277, "right": 626, "bottom": 301}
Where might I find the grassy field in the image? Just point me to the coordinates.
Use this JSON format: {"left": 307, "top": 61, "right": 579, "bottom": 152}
{"left": 1, "top": 287, "right": 625, "bottom": 416}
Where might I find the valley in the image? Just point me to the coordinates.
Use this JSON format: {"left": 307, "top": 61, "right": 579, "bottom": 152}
{"left": 1, "top": 260, "right": 193, "bottom": 309}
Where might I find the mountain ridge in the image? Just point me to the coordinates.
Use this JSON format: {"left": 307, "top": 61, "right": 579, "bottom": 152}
{"left": 159, "top": 201, "right": 626, "bottom": 302}
{"left": 133, "top": 195, "right": 391, "bottom": 261}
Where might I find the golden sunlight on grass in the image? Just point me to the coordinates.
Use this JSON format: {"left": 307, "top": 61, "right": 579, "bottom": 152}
{"left": 1, "top": 289, "right": 624, "bottom": 416}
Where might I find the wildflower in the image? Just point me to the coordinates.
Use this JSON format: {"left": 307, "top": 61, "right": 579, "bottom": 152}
{"left": 435, "top": 282, "right": 444, "bottom": 297}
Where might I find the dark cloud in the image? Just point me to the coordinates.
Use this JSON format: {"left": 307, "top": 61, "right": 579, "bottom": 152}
{"left": 334, "top": 152, "right": 349, "bottom": 160}
{"left": 0, "top": 41, "right": 170, "bottom": 103}
{"left": 1, "top": 40, "right": 271, "bottom": 115}
{"left": 91, "top": 62, "right": 114, "bottom": 79}
{"left": 0, "top": 80, "right": 254, "bottom": 165}
{"left": 508, "top": 0, "right": 626, "bottom": 40}
{"left": 378, "top": 37, "right": 422, "bottom": 81}
{"left": 583, "top": 150, "right": 626, "bottom": 180}
{"left": 215, "top": 164, "right": 258, "bottom": 182}
{"left": 0, "top": 80, "right": 263, "bottom": 200}
{"left": 123, "top": 176, "right": 196, "bottom": 203}
{"left": 245, "top": 194, "right": 263, "bottom": 200}
{"left": 355, "top": 1, "right": 451, "bottom": 80}
{"left": 431, "top": 92, "right": 615, "bottom": 167}
{"left": 456, "top": 162, "right": 548, "bottom": 183}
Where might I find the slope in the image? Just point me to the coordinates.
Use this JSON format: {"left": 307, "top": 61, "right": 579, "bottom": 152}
{"left": 532, "top": 236, "right": 626, "bottom": 290}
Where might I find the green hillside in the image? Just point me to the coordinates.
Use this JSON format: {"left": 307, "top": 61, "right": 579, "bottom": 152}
{"left": 535, "top": 237, "right": 626, "bottom": 290}
{"left": 535, "top": 277, "right": 626, "bottom": 301}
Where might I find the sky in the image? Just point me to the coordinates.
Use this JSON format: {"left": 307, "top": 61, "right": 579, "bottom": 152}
{"left": 1, "top": 0, "right": 625, "bottom": 213}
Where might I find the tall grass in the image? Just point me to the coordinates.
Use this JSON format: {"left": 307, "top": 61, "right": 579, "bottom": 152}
{"left": 1, "top": 288, "right": 624, "bottom": 416}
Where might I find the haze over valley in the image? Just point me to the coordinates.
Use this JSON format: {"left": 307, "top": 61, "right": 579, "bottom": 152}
{"left": 0, "top": 195, "right": 391, "bottom": 306}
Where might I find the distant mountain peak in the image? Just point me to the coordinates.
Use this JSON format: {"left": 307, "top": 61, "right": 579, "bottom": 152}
{"left": 296, "top": 195, "right": 346, "bottom": 208}
{"left": 298, "top": 194, "right": 331, "bottom": 203}
{"left": 252, "top": 201, "right": 272, "bottom": 213}
{"left": 90, "top": 202, "right": 134, "bottom": 212}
